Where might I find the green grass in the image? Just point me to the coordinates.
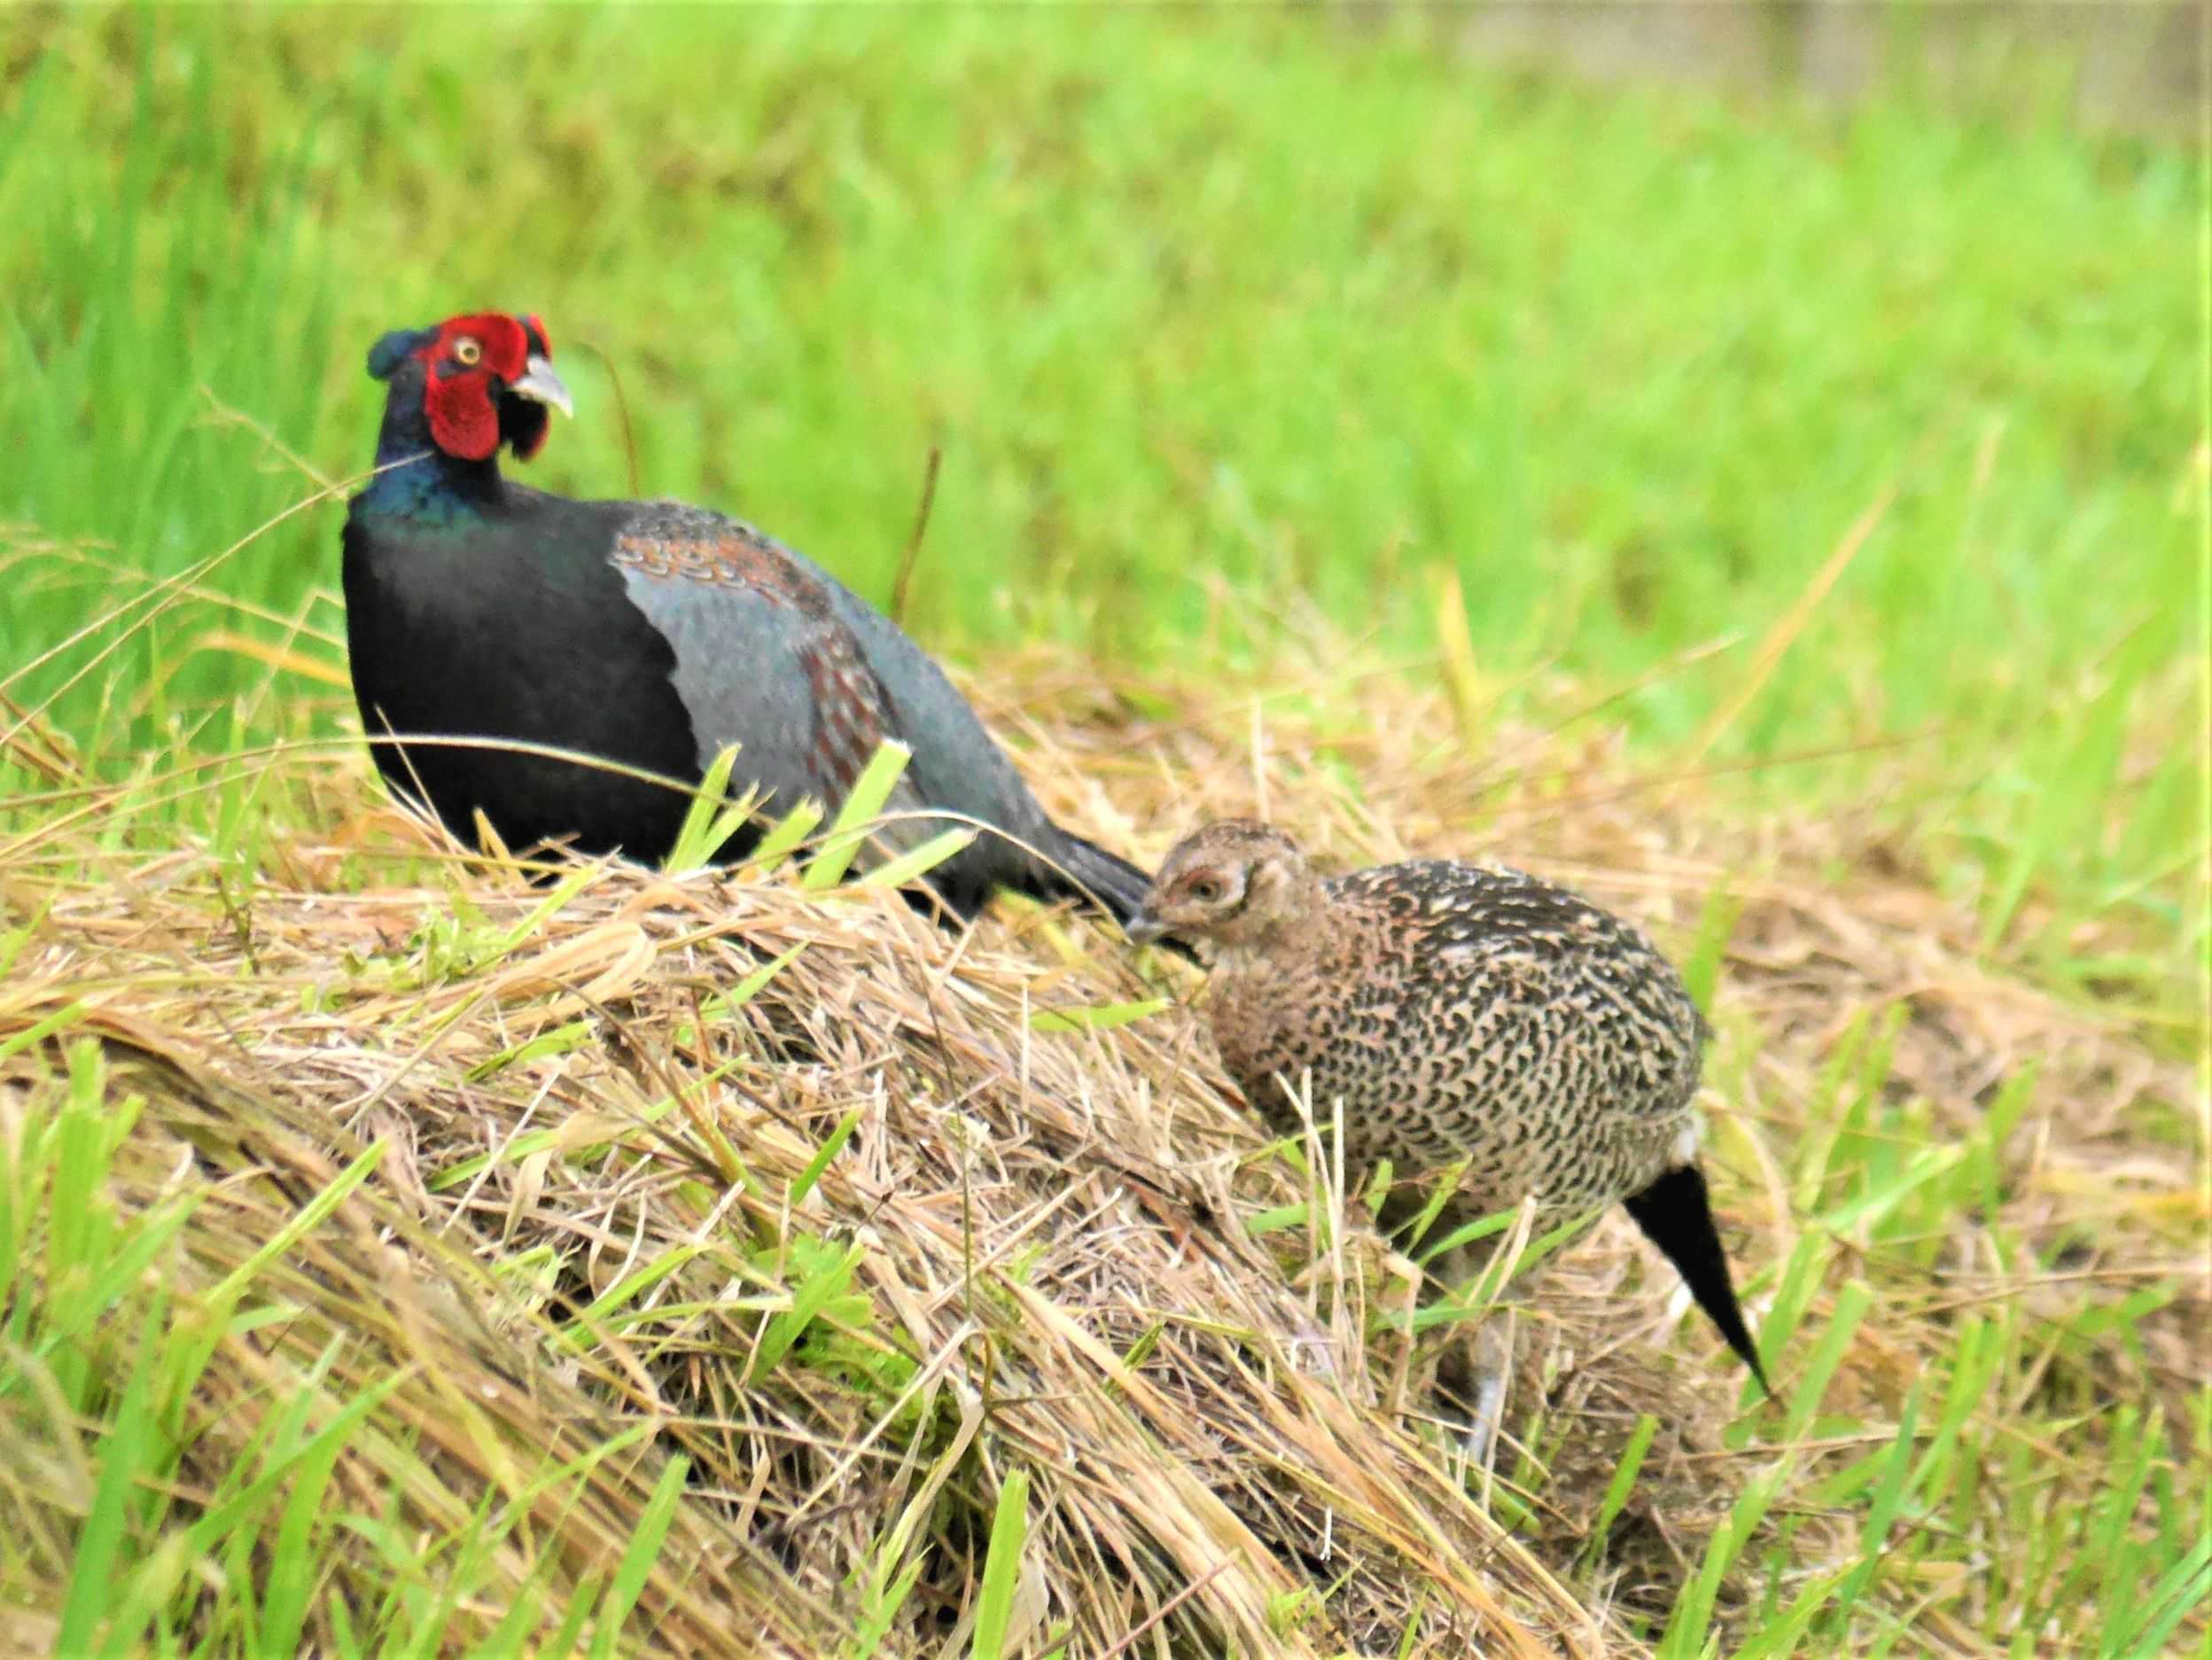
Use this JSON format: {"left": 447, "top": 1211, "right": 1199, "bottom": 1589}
{"left": 1, "top": 4, "right": 2200, "bottom": 982}
{"left": 0, "top": 5, "right": 2205, "bottom": 1656}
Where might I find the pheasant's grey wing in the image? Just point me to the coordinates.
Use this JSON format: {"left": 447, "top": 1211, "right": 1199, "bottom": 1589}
{"left": 725, "top": 522, "right": 1125, "bottom": 895}
{"left": 604, "top": 510, "right": 916, "bottom": 826}
{"left": 831, "top": 588, "right": 1164, "bottom": 913}
{"left": 838, "top": 604, "right": 1047, "bottom": 827}
{"left": 610, "top": 505, "right": 1156, "bottom": 920}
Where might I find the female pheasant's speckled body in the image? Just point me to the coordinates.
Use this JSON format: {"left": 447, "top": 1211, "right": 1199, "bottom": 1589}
{"left": 1211, "top": 858, "right": 1706, "bottom": 1220}
{"left": 1129, "top": 821, "right": 1767, "bottom": 1395}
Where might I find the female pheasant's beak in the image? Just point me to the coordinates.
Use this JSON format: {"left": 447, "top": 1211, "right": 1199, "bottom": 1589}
{"left": 509, "top": 355, "right": 573, "bottom": 418}
{"left": 1125, "top": 906, "right": 1168, "bottom": 946}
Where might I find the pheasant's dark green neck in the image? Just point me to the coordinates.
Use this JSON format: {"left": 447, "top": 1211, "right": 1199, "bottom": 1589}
{"left": 356, "top": 379, "right": 502, "bottom": 525}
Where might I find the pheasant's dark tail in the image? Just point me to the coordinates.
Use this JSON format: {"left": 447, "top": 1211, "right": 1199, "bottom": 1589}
{"left": 1039, "top": 828, "right": 1155, "bottom": 924}
{"left": 1622, "top": 1162, "right": 1772, "bottom": 1395}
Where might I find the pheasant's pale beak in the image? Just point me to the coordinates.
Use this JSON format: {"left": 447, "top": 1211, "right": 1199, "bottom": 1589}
{"left": 1125, "top": 906, "right": 1168, "bottom": 946}
{"left": 510, "top": 355, "right": 573, "bottom": 417}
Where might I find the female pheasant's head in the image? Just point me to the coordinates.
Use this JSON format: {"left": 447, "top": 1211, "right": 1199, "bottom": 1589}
{"left": 366, "top": 312, "right": 572, "bottom": 464}
{"left": 1127, "top": 820, "right": 1316, "bottom": 953}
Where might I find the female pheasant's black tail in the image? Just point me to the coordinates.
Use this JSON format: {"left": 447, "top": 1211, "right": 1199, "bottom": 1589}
{"left": 1622, "top": 1163, "right": 1772, "bottom": 1394}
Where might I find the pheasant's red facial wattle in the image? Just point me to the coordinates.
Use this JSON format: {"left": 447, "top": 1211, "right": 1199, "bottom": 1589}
{"left": 415, "top": 314, "right": 535, "bottom": 463}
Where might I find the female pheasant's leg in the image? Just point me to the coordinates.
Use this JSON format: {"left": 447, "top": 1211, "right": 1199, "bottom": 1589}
{"left": 1433, "top": 1313, "right": 1515, "bottom": 1472}
{"left": 1411, "top": 1212, "right": 1523, "bottom": 1473}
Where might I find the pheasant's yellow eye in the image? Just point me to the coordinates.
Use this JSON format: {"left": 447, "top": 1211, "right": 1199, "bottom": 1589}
{"left": 454, "top": 337, "right": 483, "bottom": 367}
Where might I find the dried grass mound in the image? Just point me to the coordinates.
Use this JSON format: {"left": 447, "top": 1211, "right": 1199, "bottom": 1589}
{"left": 0, "top": 644, "right": 2200, "bottom": 1656}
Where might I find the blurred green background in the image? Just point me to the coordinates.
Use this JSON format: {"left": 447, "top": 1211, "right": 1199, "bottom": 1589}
{"left": 1, "top": 4, "right": 2201, "bottom": 983}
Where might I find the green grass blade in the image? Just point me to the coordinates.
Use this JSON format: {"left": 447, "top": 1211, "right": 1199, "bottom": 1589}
{"left": 664, "top": 744, "right": 759, "bottom": 874}
{"left": 430, "top": 1059, "right": 739, "bottom": 1190}
{"left": 746, "top": 798, "right": 825, "bottom": 873}
{"left": 1245, "top": 1204, "right": 1311, "bottom": 1237}
{"left": 548, "top": 1573, "right": 604, "bottom": 1656}
{"left": 466, "top": 1017, "right": 593, "bottom": 1081}
{"left": 0, "top": 998, "right": 93, "bottom": 1068}
{"left": 970, "top": 1467, "right": 1032, "bottom": 1660}
{"left": 1678, "top": 884, "right": 1743, "bottom": 1017}
{"left": 1582, "top": 1414, "right": 1660, "bottom": 1569}
{"left": 1818, "top": 1382, "right": 1924, "bottom": 1633}
{"left": 206, "top": 1138, "right": 386, "bottom": 1308}
{"left": 488, "top": 864, "right": 604, "bottom": 956}
{"left": 705, "top": 943, "right": 809, "bottom": 1021}
{"left": 559, "top": 1245, "right": 709, "bottom": 1350}
{"left": 803, "top": 741, "right": 914, "bottom": 890}
{"left": 853, "top": 826, "right": 977, "bottom": 892}
{"left": 746, "top": 1239, "right": 865, "bottom": 1383}
{"left": 2107, "top": 1531, "right": 2212, "bottom": 1660}
{"left": 588, "top": 1453, "right": 689, "bottom": 1660}
{"left": 850, "top": 1557, "right": 928, "bottom": 1660}
{"left": 1661, "top": 1460, "right": 1788, "bottom": 1658}
{"left": 1028, "top": 998, "right": 1169, "bottom": 1033}
{"left": 58, "top": 1293, "right": 166, "bottom": 1656}
{"left": 1783, "top": 1279, "right": 1872, "bottom": 1441}
{"left": 790, "top": 1104, "right": 865, "bottom": 1211}
{"left": 178, "top": 1365, "right": 411, "bottom": 1558}
{"left": 259, "top": 1386, "right": 352, "bottom": 1655}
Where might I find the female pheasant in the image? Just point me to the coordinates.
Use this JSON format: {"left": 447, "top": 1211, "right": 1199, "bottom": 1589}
{"left": 339, "top": 311, "right": 1151, "bottom": 922}
{"left": 1128, "top": 820, "right": 1769, "bottom": 1453}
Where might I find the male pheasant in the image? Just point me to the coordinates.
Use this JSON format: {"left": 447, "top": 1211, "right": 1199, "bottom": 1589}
{"left": 1128, "top": 821, "right": 1768, "bottom": 1454}
{"left": 340, "top": 311, "right": 1150, "bottom": 922}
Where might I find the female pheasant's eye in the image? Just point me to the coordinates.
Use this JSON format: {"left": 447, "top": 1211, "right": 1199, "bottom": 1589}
{"left": 1188, "top": 877, "right": 1223, "bottom": 904}
{"left": 454, "top": 337, "right": 483, "bottom": 367}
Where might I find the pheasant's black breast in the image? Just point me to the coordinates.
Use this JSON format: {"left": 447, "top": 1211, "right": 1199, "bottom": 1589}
{"left": 341, "top": 493, "right": 705, "bottom": 861}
